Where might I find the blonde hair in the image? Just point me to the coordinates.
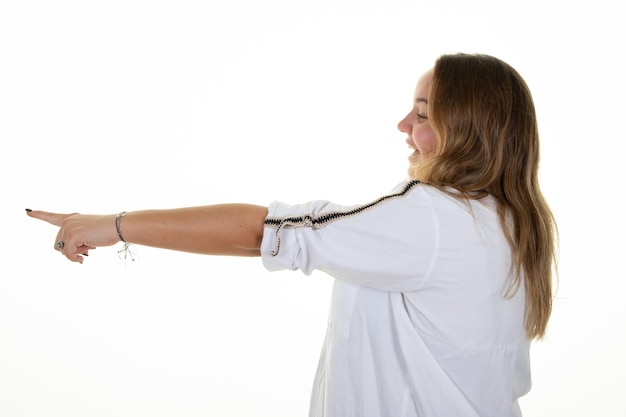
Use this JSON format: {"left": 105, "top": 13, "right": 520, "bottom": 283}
{"left": 411, "top": 53, "right": 557, "bottom": 339}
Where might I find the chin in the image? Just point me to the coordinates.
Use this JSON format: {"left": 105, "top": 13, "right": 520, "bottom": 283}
{"left": 409, "top": 155, "right": 422, "bottom": 166}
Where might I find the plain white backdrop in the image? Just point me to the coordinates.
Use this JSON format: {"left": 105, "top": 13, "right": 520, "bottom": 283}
{"left": 1, "top": 0, "right": 624, "bottom": 416}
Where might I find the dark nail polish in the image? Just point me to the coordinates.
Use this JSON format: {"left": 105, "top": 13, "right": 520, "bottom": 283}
{"left": 25, "top": 208, "right": 32, "bottom": 212}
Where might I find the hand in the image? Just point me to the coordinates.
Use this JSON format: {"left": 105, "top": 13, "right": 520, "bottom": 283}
{"left": 26, "top": 210, "right": 120, "bottom": 263}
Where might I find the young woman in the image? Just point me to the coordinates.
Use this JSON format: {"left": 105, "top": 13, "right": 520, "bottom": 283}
{"left": 28, "top": 53, "right": 557, "bottom": 417}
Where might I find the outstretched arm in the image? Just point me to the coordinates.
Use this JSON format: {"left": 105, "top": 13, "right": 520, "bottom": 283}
{"left": 27, "top": 204, "right": 268, "bottom": 263}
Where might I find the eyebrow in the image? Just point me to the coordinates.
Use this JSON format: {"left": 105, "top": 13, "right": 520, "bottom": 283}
{"left": 415, "top": 97, "right": 428, "bottom": 104}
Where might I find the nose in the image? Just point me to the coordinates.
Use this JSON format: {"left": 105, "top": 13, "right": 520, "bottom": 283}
{"left": 397, "top": 113, "right": 411, "bottom": 134}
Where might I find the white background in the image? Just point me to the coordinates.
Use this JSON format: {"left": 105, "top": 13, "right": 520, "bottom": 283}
{"left": 1, "top": 0, "right": 624, "bottom": 416}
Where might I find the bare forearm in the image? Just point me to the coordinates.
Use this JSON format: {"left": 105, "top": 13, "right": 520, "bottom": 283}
{"left": 121, "top": 204, "right": 268, "bottom": 256}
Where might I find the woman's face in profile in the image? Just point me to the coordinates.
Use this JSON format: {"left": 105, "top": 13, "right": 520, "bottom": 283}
{"left": 397, "top": 69, "right": 437, "bottom": 168}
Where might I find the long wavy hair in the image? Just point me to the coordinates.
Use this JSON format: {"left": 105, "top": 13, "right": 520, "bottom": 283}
{"left": 411, "top": 53, "right": 558, "bottom": 339}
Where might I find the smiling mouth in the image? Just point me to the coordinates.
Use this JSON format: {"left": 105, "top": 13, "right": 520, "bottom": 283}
{"left": 406, "top": 140, "right": 422, "bottom": 165}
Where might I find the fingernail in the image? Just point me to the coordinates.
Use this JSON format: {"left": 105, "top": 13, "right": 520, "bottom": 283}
{"left": 25, "top": 208, "right": 32, "bottom": 212}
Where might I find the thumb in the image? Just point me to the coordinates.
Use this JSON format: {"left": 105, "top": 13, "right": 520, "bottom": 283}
{"left": 25, "top": 209, "right": 73, "bottom": 227}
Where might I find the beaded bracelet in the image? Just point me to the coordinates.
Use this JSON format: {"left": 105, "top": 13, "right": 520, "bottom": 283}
{"left": 116, "top": 211, "right": 127, "bottom": 242}
{"left": 116, "top": 211, "right": 136, "bottom": 261}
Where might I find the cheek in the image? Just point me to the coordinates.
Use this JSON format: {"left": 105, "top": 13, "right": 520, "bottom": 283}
{"left": 415, "top": 127, "right": 438, "bottom": 153}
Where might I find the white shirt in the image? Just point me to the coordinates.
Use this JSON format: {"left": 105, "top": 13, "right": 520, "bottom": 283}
{"left": 261, "top": 180, "right": 530, "bottom": 417}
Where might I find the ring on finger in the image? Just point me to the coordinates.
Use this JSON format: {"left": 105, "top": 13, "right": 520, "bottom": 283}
{"left": 56, "top": 241, "right": 65, "bottom": 250}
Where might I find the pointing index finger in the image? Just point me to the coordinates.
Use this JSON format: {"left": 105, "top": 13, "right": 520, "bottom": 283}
{"left": 25, "top": 209, "right": 70, "bottom": 227}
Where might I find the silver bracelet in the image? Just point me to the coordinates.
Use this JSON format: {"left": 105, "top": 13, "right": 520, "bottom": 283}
{"left": 116, "top": 211, "right": 127, "bottom": 242}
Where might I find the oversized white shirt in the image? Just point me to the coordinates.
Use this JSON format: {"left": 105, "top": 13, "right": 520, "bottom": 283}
{"left": 261, "top": 180, "right": 530, "bottom": 417}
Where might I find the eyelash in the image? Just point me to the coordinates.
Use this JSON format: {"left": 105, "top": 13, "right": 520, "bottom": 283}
{"left": 416, "top": 113, "right": 428, "bottom": 121}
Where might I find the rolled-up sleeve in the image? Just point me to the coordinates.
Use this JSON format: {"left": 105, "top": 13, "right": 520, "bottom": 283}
{"left": 260, "top": 181, "right": 440, "bottom": 292}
